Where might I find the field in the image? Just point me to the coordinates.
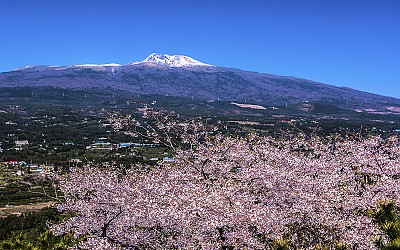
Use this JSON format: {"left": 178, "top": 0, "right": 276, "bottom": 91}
{"left": 0, "top": 201, "right": 55, "bottom": 217}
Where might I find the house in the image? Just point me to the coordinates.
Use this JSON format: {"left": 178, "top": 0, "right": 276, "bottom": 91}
{"left": 5, "top": 121, "right": 18, "bottom": 125}
{"left": 132, "top": 143, "right": 160, "bottom": 148}
{"left": 15, "top": 140, "right": 29, "bottom": 147}
{"left": 98, "top": 137, "right": 108, "bottom": 142}
{"left": 31, "top": 167, "right": 43, "bottom": 173}
{"left": 7, "top": 160, "right": 26, "bottom": 166}
{"left": 163, "top": 157, "right": 175, "bottom": 162}
{"left": 15, "top": 170, "right": 25, "bottom": 176}
{"left": 119, "top": 143, "right": 131, "bottom": 148}
{"left": 87, "top": 142, "right": 113, "bottom": 150}
{"left": 8, "top": 160, "right": 20, "bottom": 165}
{"left": 69, "top": 158, "right": 82, "bottom": 163}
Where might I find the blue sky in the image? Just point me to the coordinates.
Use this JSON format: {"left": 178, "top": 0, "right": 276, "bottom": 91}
{"left": 1, "top": 0, "right": 399, "bottom": 98}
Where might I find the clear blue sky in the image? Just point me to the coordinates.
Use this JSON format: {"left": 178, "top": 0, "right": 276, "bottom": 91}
{"left": 1, "top": 0, "right": 399, "bottom": 98}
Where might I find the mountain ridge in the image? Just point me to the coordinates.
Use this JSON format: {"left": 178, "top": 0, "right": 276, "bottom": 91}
{"left": 1, "top": 53, "right": 400, "bottom": 116}
{"left": 11, "top": 53, "right": 213, "bottom": 71}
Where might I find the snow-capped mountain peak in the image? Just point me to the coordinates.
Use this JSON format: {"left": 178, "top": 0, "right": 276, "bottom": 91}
{"left": 141, "top": 53, "right": 212, "bottom": 67}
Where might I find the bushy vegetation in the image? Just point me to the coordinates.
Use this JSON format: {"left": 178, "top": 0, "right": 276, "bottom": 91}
{"left": 0, "top": 207, "right": 79, "bottom": 249}
{"left": 0, "top": 207, "right": 59, "bottom": 240}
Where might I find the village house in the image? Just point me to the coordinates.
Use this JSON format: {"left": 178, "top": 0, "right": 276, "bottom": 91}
{"left": 7, "top": 160, "right": 26, "bottom": 166}
{"left": 15, "top": 140, "right": 29, "bottom": 146}
{"left": 15, "top": 170, "right": 25, "bottom": 176}
{"left": 163, "top": 157, "right": 175, "bottom": 162}
{"left": 15, "top": 140, "right": 29, "bottom": 151}
{"left": 119, "top": 143, "right": 131, "bottom": 148}
{"left": 87, "top": 142, "right": 113, "bottom": 150}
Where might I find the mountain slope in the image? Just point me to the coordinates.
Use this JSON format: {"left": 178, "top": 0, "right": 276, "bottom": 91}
{"left": 1, "top": 53, "right": 399, "bottom": 114}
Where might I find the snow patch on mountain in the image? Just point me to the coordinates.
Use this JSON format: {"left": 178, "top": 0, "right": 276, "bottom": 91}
{"left": 14, "top": 63, "right": 122, "bottom": 72}
{"left": 231, "top": 102, "right": 267, "bottom": 110}
{"left": 74, "top": 63, "right": 121, "bottom": 67}
{"left": 141, "top": 53, "right": 212, "bottom": 67}
{"left": 14, "top": 65, "right": 49, "bottom": 71}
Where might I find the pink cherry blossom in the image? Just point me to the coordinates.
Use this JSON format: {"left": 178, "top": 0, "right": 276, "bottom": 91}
{"left": 50, "top": 107, "right": 400, "bottom": 249}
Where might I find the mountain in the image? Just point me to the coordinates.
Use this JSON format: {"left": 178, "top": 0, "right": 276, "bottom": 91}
{"left": 1, "top": 53, "right": 400, "bottom": 116}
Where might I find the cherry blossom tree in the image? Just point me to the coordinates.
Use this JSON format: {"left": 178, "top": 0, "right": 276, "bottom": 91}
{"left": 50, "top": 106, "right": 400, "bottom": 249}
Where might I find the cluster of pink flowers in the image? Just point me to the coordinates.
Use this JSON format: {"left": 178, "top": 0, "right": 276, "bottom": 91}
{"left": 51, "top": 108, "right": 400, "bottom": 249}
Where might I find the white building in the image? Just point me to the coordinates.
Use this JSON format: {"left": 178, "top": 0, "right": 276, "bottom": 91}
{"left": 15, "top": 140, "right": 29, "bottom": 146}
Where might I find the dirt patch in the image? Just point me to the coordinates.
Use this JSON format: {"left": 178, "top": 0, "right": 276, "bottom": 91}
{"left": 0, "top": 201, "right": 56, "bottom": 217}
